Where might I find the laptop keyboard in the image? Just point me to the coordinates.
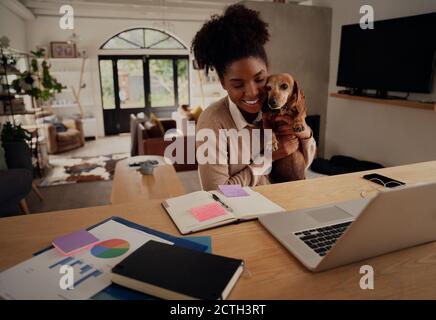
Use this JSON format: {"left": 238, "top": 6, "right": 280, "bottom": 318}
{"left": 294, "top": 221, "right": 352, "bottom": 257}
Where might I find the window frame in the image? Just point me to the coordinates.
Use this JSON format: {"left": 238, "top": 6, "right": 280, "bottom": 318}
{"left": 100, "top": 27, "right": 187, "bottom": 50}
{"left": 98, "top": 54, "right": 190, "bottom": 119}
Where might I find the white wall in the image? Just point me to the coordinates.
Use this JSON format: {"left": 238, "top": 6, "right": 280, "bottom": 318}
{"left": 245, "top": 1, "right": 331, "bottom": 156}
{"left": 25, "top": 14, "right": 221, "bottom": 136}
{"left": 0, "top": 2, "right": 27, "bottom": 51}
{"left": 312, "top": 0, "right": 436, "bottom": 166}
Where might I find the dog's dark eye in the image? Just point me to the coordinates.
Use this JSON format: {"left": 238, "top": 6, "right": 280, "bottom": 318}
{"left": 265, "top": 85, "right": 271, "bottom": 91}
{"left": 280, "top": 83, "right": 288, "bottom": 90}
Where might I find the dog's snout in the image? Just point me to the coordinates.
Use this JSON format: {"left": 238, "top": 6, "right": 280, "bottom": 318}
{"left": 268, "top": 97, "right": 277, "bottom": 107}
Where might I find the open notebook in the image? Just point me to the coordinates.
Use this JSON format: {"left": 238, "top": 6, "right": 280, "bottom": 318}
{"left": 162, "top": 187, "right": 285, "bottom": 234}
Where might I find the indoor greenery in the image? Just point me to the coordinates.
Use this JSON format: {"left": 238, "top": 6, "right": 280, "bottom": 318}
{"left": 11, "top": 48, "right": 64, "bottom": 103}
{"left": 0, "top": 121, "right": 31, "bottom": 144}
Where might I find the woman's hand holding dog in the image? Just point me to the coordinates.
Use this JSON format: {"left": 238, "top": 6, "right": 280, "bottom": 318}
{"left": 293, "top": 124, "right": 312, "bottom": 140}
{"left": 270, "top": 123, "right": 313, "bottom": 161}
{"left": 272, "top": 135, "right": 299, "bottom": 161}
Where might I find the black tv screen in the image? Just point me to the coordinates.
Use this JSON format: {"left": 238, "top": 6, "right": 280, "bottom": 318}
{"left": 337, "top": 12, "right": 436, "bottom": 93}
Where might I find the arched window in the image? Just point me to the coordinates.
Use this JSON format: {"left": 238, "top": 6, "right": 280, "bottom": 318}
{"left": 100, "top": 28, "right": 186, "bottom": 50}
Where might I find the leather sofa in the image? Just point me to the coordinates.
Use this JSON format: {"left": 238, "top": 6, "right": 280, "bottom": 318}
{"left": 132, "top": 115, "right": 197, "bottom": 172}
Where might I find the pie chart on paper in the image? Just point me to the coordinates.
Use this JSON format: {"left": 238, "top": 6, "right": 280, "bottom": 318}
{"left": 90, "top": 239, "right": 130, "bottom": 259}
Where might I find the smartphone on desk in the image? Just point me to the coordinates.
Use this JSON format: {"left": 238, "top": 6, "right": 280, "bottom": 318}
{"left": 362, "top": 173, "right": 405, "bottom": 188}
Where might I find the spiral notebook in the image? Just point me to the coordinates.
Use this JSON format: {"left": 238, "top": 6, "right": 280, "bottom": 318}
{"left": 161, "top": 187, "right": 285, "bottom": 234}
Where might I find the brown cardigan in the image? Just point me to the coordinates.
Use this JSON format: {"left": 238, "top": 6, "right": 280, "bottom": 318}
{"left": 196, "top": 96, "right": 317, "bottom": 191}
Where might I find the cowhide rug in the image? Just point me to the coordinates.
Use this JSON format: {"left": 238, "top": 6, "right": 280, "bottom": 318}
{"left": 39, "top": 153, "right": 129, "bottom": 186}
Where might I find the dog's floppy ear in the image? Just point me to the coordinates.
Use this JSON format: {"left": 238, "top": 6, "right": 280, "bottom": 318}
{"left": 262, "top": 75, "right": 273, "bottom": 113}
{"left": 287, "top": 79, "right": 304, "bottom": 108}
{"left": 261, "top": 97, "right": 270, "bottom": 113}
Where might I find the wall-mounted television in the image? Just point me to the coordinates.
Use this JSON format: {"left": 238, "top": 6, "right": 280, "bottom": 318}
{"left": 337, "top": 12, "right": 436, "bottom": 95}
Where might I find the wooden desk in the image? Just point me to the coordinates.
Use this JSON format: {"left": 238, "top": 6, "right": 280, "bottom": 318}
{"left": 1, "top": 161, "right": 436, "bottom": 299}
{"left": 110, "top": 156, "right": 185, "bottom": 204}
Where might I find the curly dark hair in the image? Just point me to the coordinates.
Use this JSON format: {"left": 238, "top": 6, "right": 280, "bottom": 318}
{"left": 191, "top": 4, "right": 270, "bottom": 79}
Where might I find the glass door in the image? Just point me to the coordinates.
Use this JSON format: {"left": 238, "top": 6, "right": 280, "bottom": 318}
{"left": 99, "top": 55, "right": 189, "bottom": 135}
{"left": 99, "top": 56, "right": 146, "bottom": 135}
{"left": 147, "top": 57, "right": 189, "bottom": 118}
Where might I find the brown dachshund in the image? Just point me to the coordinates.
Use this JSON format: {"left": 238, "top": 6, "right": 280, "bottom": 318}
{"left": 262, "top": 73, "right": 308, "bottom": 182}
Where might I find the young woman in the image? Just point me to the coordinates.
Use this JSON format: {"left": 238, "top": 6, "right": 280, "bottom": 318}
{"left": 192, "top": 4, "right": 316, "bottom": 191}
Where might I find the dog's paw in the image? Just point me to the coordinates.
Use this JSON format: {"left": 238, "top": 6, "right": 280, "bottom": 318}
{"left": 272, "top": 140, "right": 279, "bottom": 152}
{"left": 266, "top": 140, "right": 278, "bottom": 153}
{"left": 293, "top": 124, "right": 305, "bottom": 133}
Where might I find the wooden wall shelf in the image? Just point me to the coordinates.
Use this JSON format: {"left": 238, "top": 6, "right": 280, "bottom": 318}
{"left": 330, "top": 93, "right": 436, "bottom": 111}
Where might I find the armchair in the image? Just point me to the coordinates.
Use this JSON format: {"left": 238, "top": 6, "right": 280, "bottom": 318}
{"left": 42, "top": 118, "right": 85, "bottom": 154}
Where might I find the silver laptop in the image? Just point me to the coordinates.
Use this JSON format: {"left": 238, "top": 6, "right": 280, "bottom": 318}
{"left": 259, "top": 182, "right": 436, "bottom": 272}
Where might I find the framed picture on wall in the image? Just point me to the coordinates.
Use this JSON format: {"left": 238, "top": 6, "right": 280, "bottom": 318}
{"left": 50, "top": 42, "right": 76, "bottom": 58}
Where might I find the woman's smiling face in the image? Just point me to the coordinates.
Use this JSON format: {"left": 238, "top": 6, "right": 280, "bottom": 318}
{"left": 220, "top": 56, "right": 268, "bottom": 114}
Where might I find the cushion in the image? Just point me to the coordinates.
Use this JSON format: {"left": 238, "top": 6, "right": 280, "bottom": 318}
{"left": 190, "top": 106, "right": 203, "bottom": 122}
{"left": 42, "top": 115, "right": 58, "bottom": 123}
{"left": 136, "top": 112, "right": 148, "bottom": 122}
{"left": 42, "top": 116, "right": 67, "bottom": 132}
{"left": 144, "top": 120, "right": 154, "bottom": 130}
{"left": 150, "top": 112, "right": 165, "bottom": 135}
{"left": 0, "top": 146, "right": 7, "bottom": 170}
{"left": 54, "top": 122, "right": 67, "bottom": 132}
{"left": 330, "top": 155, "right": 384, "bottom": 172}
{"left": 311, "top": 155, "right": 384, "bottom": 176}
{"left": 56, "top": 129, "right": 81, "bottom": 142}
{"left": 146, "top": 125, "right": 163, "bottom": 138}
{"left": 310, "top": 158, "right": 348, "bottom": 176}
{"left": 178, "top": 105, "right": 195, "bottom": 120}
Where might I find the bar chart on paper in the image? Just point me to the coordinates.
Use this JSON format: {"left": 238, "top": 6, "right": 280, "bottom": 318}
{"left": 48, "top": 256, "right": 103, "bottom": 288}
{"left": 46, "top": 238, "right": 131, "bottom": 290}
{"left": 0, "top": 221, "right": 155, "bottom": 299}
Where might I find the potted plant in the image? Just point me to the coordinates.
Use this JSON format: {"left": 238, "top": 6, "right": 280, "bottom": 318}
{"left": 0, "top": 121, "right": 32, "bottom": 170}
{"left": 11, "top": 48, "right": 64, "bottom": 108}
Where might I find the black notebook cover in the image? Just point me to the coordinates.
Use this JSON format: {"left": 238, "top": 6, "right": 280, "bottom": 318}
{"left": 111, "top": 240, "right": 244, "bottom": 300}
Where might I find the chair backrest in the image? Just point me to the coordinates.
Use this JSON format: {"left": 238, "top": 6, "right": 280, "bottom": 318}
{"left": 3, "top": 142, "right": 33, "bottom": 172}
{"left": 130, "top": 114, "right": 137, "bottom": 156}
{"left": 130, "top": 114, "right": 146, "bottom": 156}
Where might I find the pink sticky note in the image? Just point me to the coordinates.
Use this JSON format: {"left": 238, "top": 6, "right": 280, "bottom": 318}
{"left": 190, "top": 202, "right": 227, "bottom": 222}
{"left": 218, "top": 184, "right": 249, "bottom": 197}
{"left": 52, "top": 229, "right": 100, "bottom": 256}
